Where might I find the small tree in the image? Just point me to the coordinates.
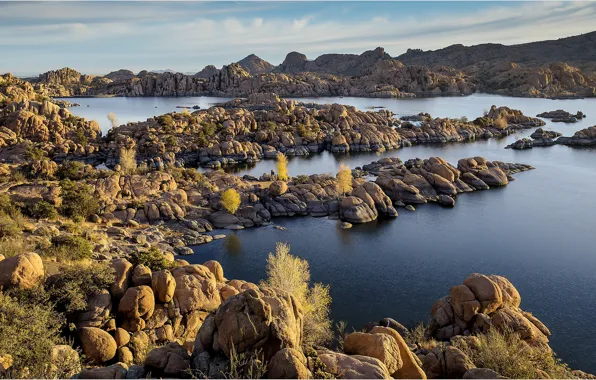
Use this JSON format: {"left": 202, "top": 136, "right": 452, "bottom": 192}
{"left": 119, "top": 147, "right": 137, "bottom": 175}
{"left": 107, "top": 112, "right": 119, "bottom": 129}
{"left": 220, "top": 188, "right": 241, "bottom": 214}
{"left": 276, "top": 152, "right": 288, "bottom": 181}
{"left": 336, "top": 163, "right": 353, "bottom": 195}
{"left": 262, "top": 242, "right": 332, "bottom": 346}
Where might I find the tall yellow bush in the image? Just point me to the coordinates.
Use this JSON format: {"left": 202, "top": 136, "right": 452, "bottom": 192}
{"left": 276, "top": 152, "right": 288, "bottom": 181}
{"left": 119, "top": 147, "right": 137, "bottom": 175}
{"left": 107, "top": 112, "right": 119, "bottom": 129}
{"left": 221, "top": 188, "right": 241, "bottom": 214}
{"left": 336, "top": 163, "right": 353, "bottom": 195}
{"left": 262, "top": 242, "right": 332, "bottom": 346}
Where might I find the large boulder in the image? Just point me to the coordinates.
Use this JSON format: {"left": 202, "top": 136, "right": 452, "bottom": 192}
{"left": 110, "top": 258, "right": 133, "bottom": 298}
{"left": 343, "top": 331, "right": 402, "bottom": 374}
{"left": 316, "top": 350, "right": 391, "bottom": 379}
{"left": 194, "top": 287, "right": 303, "bottom": 361}
{"left": 463, "top": 273, "right": 503, "bottom": 314}
{"left": 151, "top": 270, "right": 176, "bottom": 303}
{"left": 118, "top": 285, "right": 155, "bottom": 320}
{"left": 268, "top": 348, "right": 310, "bottom": 379}
{"left": 78, "top": 327, "right": 118, "bottom": 363}
{"left": 369, "top": 326, "right": 426, "bottom": 379}
{"left": 203, "top": 260, "right": 224, "bottom": 282}
{"left": 144, "top": 342, "right": 191, "bottom": 378}
{"left": 79, "top": 363, "right": 127, "bottom": 379}
{"left": 0, "top": 252, "right": 44, "bottom": 289}
{"left": 75, "top": 289, "right": 112, "bottom": 329}
{"left": 171, "top": 265, "right": 221, "bottom": 314}
{"left": 269, "top": 181, "right": 289, "bottom": 196}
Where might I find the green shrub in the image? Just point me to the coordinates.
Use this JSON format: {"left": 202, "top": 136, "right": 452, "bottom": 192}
{"left": 455, "top": 328, "right": 574, "bottom": 379}
{"left": 0, "top": 292, "right": 65, "bottom": 378}
{"left": 24, "top": 145, "right": 48, "bottom": 161}
{"left": 0, "top": 211, "right": 20, "bottom": 238}
{"left": 0, "top": 237, "right": 28, "bottom": 258}
{"left": 56, "top": 160, "right": 88, "bottom": 180}
{"left": 293, "top": 175, "right": 310, "bottom": 184}
{"left": 158, "top": 114, "right": 175, "bottom": 128}
{"left": 27, "top": 200, "right": 58, "bottom": 220}
{"left": 60, "top": 179, "right": 99, "bottom": 220}
{"left": 130, "top": 246, "right": 173, "bottom": 271}
{"left": 262, "top": 242, "right": 333, "bottom": 346}
{"left": 45, "top": 234, "right": 94, "bottom": 261}
{"left": 45, "top": 262, "right": 115, "bottom": 314}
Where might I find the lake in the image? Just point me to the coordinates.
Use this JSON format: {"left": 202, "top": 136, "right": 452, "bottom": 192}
{"left": 65, "top": 94, "right": 596, "bottom": 372}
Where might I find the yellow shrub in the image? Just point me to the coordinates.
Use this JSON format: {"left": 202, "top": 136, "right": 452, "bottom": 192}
{"left": 107, "top": 112, "right": 119, "bottom": 129}
{"left": 119, "top": 147, "right": 137, "bottom": 175}
{"left": 262, "top": 242, "right": 332, "bottom": 346}
{"left": 494, "top": 117, "right": 508, "bottom": 129}
{"left": 336, "top": 163, "right": 353, "bottom": 195}
{"left": 456, "top": 327, "right": 574, "bottom": 379}
{"left": 221, "top": 188, "right": 241, "bottom": 214}
{"left": 276, "top": 152, "right": 288, "bottom": 181}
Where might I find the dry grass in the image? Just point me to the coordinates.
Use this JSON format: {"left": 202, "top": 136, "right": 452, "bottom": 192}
{"left": 455, "top": 328, "right": 574, "bottom": 379}
{"left": 405, "top": 322, "right": 438, "bottom": 350}
{"left": 336, "top": 164, "right": 353, "bottom": 195}
{"left": 220, "top": 188, "right": 241, "bottom": 214}
{"left": 276, "top": 152, "right": 289, "bottom": 181}
{"left": 119, "top": 147, "right": 137, "bottom": 175}
{"left": 494, "top": 117, "right": 508, "bottom": 130}
{"left": 262, "top": 242, "right": 333, "bottom": 347}
{"left": 0, "top": 237, "right": 28, "bottom": 258}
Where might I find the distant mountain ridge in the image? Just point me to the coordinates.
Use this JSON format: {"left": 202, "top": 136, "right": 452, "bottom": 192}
{"left": 396, "top": 31, "right": 596, "bottom": 69}
{"left": 20, "top": 31, "right": 596, "bottom": 99}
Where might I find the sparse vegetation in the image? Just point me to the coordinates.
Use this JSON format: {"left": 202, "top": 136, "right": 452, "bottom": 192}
{"left": 45, "top": 262, "right": 115, "bottom": 314}
{"left": 405, "top": 322, "right": 438, "bottom": 350}
{"left": 276, "top": 152, "right": 288, "bottom": 181}
{"left": 27, "top": 200, "right": 58, "bottom": 220}
{"left": 336, "top": 164, "right": 353, "bottom": 195}
{"left": 455, "top": 328, "right": 574, "bottom": 379}
{"left": 220, "top": 188, "right": 241, "bottom": 214}
{"left": 494, "top": 117, "right": 508, "bottom": 130}
{"left": 130, "top": 246, "right": 173, "bottom": 271}
{"left": 224, "top": 345, "right": 268, "bottom": 379}
{"left": 0, "top": 292, "right": 65, "bottom": 378}
{"left": 262, "top": 242, "right": 333, "bottom": 346}
{"left": 59, "top": 179, "right": 99, "bottom": 220}
{"left": 0, "top": 237, "right": 27, "bottom": 258}
{"left": 44, "top": 234, "right": 94, "bottom": 261}
{"left": 119, "top": 147, "right": 137, "bottom": 175}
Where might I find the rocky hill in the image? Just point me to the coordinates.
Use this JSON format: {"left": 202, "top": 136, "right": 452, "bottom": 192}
{"left": 396, "top": 31, "right": 596, "bottom": 69}
{"left": 236, "top": 54, "right": 274, "bottom": 75}
{"left": 23, "top": 33, "right": 596, "bottom": 99}
{"left": 276, "top": 47, "right": 392, "bottom": 76}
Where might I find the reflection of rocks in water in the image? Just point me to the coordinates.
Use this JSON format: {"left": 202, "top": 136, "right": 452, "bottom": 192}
{"left": 224, "top": 233, "right": 242, "bottom": 255}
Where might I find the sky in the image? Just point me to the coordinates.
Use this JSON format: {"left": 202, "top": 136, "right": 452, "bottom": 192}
{"left": 0, "top": 1, "right": 595, "bottom": 76}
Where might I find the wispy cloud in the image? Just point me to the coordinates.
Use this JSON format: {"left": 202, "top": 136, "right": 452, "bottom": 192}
{"left": 0, "top": 1, "right": 594, "bottom": 75}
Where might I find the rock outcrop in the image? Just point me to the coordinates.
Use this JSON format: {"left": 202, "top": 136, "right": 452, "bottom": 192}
{"left": 430, "top": 273, "right": 550, "bottom": 349}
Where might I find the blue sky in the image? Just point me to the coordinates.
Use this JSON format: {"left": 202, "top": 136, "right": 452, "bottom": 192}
{"left": 1, "top": 1, "right": 595, "bottom": 76}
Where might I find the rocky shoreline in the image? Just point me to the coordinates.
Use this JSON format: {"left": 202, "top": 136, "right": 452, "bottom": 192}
{"left": 1, "top": 248, "right": 593, "bottom": 379}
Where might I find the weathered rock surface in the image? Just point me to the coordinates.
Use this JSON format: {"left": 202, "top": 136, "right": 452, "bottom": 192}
{"left": 0, "top": 252, "right": 44, "bottom": 289}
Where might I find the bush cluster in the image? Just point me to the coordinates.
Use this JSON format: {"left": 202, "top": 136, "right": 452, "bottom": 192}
{"left": 59, "top": 180, "right": 99, "bottom": 220}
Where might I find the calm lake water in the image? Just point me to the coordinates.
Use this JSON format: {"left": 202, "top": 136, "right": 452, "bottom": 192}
{"left": 66, "top": 94, "right": 596, "bottom": 372}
